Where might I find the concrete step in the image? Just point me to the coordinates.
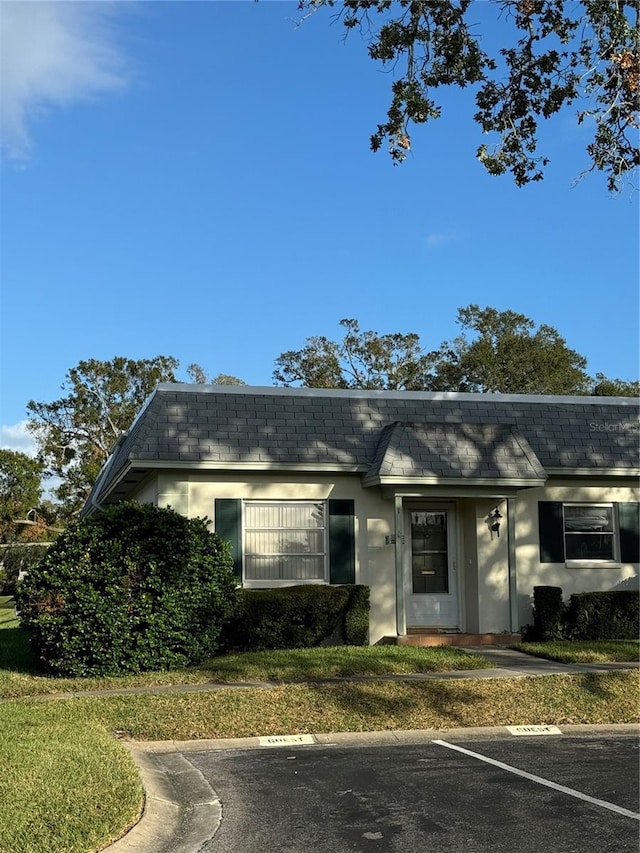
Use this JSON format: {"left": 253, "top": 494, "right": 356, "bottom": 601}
{"left": 395, "top": 632, "right": 521, "bottom": 647}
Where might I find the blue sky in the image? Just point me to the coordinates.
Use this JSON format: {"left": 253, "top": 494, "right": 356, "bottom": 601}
{"left": 1, "top": 1, "right": 638, "bottom": 453}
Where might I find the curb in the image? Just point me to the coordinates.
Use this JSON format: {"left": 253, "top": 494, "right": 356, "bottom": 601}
{"left": 132, "top": 722, "right": 640, "bottom": 755}
{"left": 106, "top": 746, "right": 221, "bottom": 853}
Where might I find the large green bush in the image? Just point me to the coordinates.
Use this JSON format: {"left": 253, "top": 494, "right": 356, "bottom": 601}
{"left": 224, "top": 584, "right": 370, "bottom": 652}
{"left": 17, "top": 502, "right": 239, "bottom": 676}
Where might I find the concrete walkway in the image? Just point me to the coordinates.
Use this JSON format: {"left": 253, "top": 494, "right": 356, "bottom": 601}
{"left": 103, "top": 649, "right": 639, "bottom": 853}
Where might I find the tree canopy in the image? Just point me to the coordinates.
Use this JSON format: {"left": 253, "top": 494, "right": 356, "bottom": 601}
{"left": 26, "top": 356, "right": 247, "bottom": 516}
{"left": 590, "top": 373, "right": 640, "bottom": 397}
{"left": 0, "top": 449, "right": 44, "bottom": 543}
{"left": 273, "top": 305, "right": 636, "bottom": 396}
{"left": 300, "top": 0, "right": 639, "bottom": 190}
{"left": 186, "top": 364, "right": 246, "bottom": 385}
{"left": 274, "top": 318, "right": 433, "bottom": 389}
{"left": 27, "top": 356, "right": 180, "bottom": 515}
{"left": 428, "top": 305, "right": 591, "bottom": 393}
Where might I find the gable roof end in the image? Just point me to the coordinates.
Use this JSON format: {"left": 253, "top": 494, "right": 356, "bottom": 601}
{"left": 362, "top": 422, "right": 547, "bottom": 487}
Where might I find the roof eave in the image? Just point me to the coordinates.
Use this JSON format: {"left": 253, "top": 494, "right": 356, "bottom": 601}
{"left": 544, "top": 467, "right": 640, "bottom": 477}
{"left": 362, "top": 475, "right": 548, "bottom": 488}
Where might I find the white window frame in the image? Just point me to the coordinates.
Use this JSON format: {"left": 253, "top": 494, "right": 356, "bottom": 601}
{"left": 242, "top": 500, "right": 329, "bottom": 588}
{"left": 563, "top": 502, "right": 620, "bottom": 568}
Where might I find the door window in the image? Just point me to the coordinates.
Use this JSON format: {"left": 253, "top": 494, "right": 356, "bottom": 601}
{"left": 410, "top": 511, "right": 449, "bottom": 594}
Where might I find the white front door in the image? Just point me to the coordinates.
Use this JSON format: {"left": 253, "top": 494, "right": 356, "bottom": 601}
{"left": 404, "top": 507, "right": 459, "bottom": 629}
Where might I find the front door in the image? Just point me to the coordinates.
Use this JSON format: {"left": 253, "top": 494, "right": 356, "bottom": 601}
{"left": 404, "top": 507, "right": 458, "bottom": 629}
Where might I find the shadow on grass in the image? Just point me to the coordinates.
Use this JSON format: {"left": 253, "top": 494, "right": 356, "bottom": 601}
{"left": 200, "top": 646, "right": 489, "bottom": 682}
{"left": 0, "top": 626, "right": 38, "bottom": 674}
{"left": 307, "top": 678, "right": 487, "bottom": 729}
{"left": 580, "top": 671, "right": 620, "bottom": 700}
{"left": 0, "top": 597, "right": 38, "bottom": 674}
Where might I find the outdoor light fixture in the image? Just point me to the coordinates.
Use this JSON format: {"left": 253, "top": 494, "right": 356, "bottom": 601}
{"left": 489, "top": 507, "right": 503, "bottom": 538}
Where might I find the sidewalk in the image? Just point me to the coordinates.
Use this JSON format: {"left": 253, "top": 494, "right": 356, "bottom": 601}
{"left": 104, "top": 649, "right": 639, "bottom": 853}
{"left": 28, "top": 647, "right": 640, "bottom": 700}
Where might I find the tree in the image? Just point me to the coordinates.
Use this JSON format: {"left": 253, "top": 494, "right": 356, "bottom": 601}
{"left": 186, "top": 364, "right": 246, "bottom": 385}
{"left": 26, "top": 356, "right": 247, "bottom": 516}
{"left": 27, "top": 356, "right": 180, "bottom": 515}
{"left": 590, "top": 373, "right": 640, "bottom": 396}
{"left": 300, "top": 0, "right": 639, "bottom": 190}
{"left": 273, "top": 317, "right": 434, "bottom": 389}
{"left": 429, "top": 304, "right": 592, "bottom": 394}
{"left": 273, "top": 307, "right": 628, "bottom": 395}
{"left": 0, "top": 449, "right": 44, "bottom": 543}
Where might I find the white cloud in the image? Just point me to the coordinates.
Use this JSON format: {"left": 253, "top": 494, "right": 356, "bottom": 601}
{"left": 0, "top": 420, "right": 37, "bottom": 455}
{"left": 0, "top": 1, "right": 131, "bottom": 161}
{"left": 425, "top": 232, "right": 456, "bottom": 249}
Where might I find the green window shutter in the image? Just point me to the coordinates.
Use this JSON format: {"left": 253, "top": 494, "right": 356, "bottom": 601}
{"left": 215, "top": 499, "right": 242, "bottom": 581}
{"left": 328, "top": 499, "right": 355, "bottom": 584}
{"left": 538, "top": 502, "right": 565, "bottom": 563}
{"left": 619, "top": 502, "right": 640, "bottom": 563}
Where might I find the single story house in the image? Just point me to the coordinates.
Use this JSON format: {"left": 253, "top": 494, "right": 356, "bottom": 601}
{"left": 83, "top": 384, "right": 639, "bottom": 644}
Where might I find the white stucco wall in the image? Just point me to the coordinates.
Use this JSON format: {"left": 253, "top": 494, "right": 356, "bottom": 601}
{"left": 135, "top": 471, "right": 398, "bottom": 644}
{"left": 128, "top": 471, "right": 639, "bottom": 641}
{"left": 473, "top": 498, "right": 511, "bottom": 634}
{"left": 514, "top": 481, "right": 639, "bottom": 631}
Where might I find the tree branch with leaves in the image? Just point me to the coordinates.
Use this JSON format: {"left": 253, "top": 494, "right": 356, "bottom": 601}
{"left": 300, "top": 0, "right": 639, "bottom": 190}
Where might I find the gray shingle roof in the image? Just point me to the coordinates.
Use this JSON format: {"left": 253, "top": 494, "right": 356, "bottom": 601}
{"left": 85, "top": 384, "right": 640, "bottom": 509}
{"left": 362, "top": 422, "right": 547, "bottom": 485}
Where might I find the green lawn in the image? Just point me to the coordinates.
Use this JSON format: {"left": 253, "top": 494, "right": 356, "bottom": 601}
{"left": 514, "top": 639, "right": 640, "bottom": 664}
{"left": 0, "top": 595, "right": 491, "bottom": 699}
{"left": 2, "top": 593, "right": 639, "bottom": 853}
{"left": 0, "top": 701, "right": 142, "bottom": 853}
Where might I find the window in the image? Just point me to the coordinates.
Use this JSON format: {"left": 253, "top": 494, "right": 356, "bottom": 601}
{"left": 244, "top": 501, "right": 326, "bottom": 582}
{"left": 563, "top": 504, "right": 616, "bottom": 561}
{"left": 538, "top": 501, "right": 640, "bottom": 565}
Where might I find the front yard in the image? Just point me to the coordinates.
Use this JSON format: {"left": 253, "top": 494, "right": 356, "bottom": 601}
{"left": 1, "top": 595, "right": 638, "bottom": 853}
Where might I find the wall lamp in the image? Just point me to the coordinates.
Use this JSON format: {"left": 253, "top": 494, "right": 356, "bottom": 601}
{"left": 489, "top": 506, "right": 503, "bottom": 539}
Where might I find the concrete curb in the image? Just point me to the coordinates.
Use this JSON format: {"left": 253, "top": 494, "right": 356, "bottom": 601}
{"left": 132, "top": 722, "right": 640, "bottom": 756}
{"left": 106, "top": 746, "right": 221, "bottom": 853}
{"left": 99, "top": 652, "right": 638, "bottom": 852}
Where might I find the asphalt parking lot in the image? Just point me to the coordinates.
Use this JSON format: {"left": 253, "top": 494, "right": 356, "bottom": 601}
{"left": 188, "top": 732, "right": 639, "bottom": 853}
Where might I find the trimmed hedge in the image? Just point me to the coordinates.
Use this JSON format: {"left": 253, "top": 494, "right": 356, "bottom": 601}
{"left": 343, "top": 584, "right": 370, "bottom": 645}
{"left": 528, "top": 586, "right": 639, "bottom": 641}
{"left": 16, "top": 502, "right": 239, "bottom": 676}
{"left": 566, "top": 590, "right": 639, "bottom": 640}
{"left": 224, "top": 584, "right": 370, "bottom": 652}
{"left": 532, "top": 585, "right": 566, "bottom": 641}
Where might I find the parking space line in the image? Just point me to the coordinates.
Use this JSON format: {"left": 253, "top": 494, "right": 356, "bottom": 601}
{"left": 433, "top": 739, "right": 640, "bottom": 821}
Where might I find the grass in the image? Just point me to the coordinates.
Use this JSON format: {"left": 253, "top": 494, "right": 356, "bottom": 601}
{"left": 64, "top": 670, "right": 640, "bottom": 741}
{"left": 0, "top": 644, "right": 491, "bottom": 699}
{"left": 514, "top": 639, "right": 640, "bottom": 664}
{"left": 1, "top": 592, "right": 638, "bottom": 853}
{"left": 0, "top": 596, "right": 491, "bottom": 699}
{"left": 0, "top": 701, "right": 142, "bottom": 853}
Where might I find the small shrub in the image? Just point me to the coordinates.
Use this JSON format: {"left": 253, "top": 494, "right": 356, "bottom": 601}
{"left": 532, "top": 585, "right": 566, "bottom": 641}
{"left": 566, "top": 590, "right": 640, "bottom": 640}
{"left": 16, "top": 502, "right": 239, "bottom": 676}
